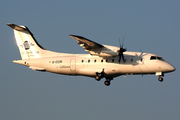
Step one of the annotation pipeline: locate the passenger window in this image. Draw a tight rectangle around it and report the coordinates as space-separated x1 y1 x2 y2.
88 60 90 63
82 60 84 63
106 59 108 62
94 60 96 63
101 59 103 63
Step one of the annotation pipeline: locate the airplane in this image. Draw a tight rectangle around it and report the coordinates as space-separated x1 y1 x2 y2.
7 23 175 86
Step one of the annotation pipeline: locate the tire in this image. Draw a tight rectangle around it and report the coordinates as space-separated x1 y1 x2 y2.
158 77 163 82
104 81 110 86
95 76 101 81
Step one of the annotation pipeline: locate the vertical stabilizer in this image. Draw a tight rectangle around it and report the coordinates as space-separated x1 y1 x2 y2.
7 24 58 59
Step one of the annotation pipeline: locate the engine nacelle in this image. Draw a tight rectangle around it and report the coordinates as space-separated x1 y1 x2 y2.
88 45 120 57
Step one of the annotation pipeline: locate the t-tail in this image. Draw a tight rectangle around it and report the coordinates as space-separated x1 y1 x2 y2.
7 23 59 59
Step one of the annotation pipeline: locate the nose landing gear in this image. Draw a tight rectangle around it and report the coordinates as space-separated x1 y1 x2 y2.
158 76 164 82
156 72 164 82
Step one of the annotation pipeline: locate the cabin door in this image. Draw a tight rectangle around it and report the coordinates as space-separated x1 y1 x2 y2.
70 58 76 71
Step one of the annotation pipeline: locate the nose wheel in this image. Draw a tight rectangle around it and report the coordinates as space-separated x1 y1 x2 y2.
158 76 164 82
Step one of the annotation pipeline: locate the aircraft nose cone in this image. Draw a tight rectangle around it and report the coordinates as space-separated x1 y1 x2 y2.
167 63 176 72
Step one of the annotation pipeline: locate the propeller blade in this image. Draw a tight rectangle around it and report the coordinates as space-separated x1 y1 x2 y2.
118 37 127 63
122 37 124 48
118 53 121 63
122 53 125 63
118 38 121 48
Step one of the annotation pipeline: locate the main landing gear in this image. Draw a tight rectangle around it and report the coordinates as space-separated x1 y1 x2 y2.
104 78 113 86
95 69 104 81
95 69 113 86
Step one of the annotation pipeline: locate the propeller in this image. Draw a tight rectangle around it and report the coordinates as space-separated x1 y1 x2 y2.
118 37 127 63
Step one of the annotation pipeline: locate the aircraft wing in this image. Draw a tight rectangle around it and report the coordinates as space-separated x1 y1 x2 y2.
69 35 104 51
69 35 120 57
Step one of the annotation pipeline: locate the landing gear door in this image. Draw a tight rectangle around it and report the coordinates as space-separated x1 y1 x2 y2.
70 58 76 71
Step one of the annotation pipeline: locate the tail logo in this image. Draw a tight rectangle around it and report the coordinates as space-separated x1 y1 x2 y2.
23 41 34 50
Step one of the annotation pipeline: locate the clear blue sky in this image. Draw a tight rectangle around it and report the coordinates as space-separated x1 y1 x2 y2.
1 0 180 120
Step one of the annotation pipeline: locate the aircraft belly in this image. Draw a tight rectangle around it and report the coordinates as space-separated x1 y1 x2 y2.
46 65 73 75
76 68 99 77
117 65 142 74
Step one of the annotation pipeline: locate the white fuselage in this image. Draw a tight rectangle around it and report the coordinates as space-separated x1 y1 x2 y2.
8 23 175 85
14 51 175 79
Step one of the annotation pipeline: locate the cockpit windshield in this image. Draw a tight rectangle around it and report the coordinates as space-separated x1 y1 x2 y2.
157 57 165 61
150 56 165 61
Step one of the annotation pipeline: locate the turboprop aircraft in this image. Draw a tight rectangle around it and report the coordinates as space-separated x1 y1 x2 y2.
7 23 175 86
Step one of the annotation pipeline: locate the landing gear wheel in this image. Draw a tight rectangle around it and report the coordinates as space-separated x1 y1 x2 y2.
104 81 110 86
95 70 104 81
158 77 164 82
95 76 101 81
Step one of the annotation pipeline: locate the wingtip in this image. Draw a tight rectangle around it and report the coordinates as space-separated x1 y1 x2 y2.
69 34 73 37
7 23 15 29
69 35 88 40
69 34 78 37
69 34 79 39
7 23 11 26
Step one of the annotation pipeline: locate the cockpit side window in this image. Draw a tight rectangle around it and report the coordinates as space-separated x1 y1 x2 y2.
150 56 157 60
157 57 165 61
150 56 165 61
